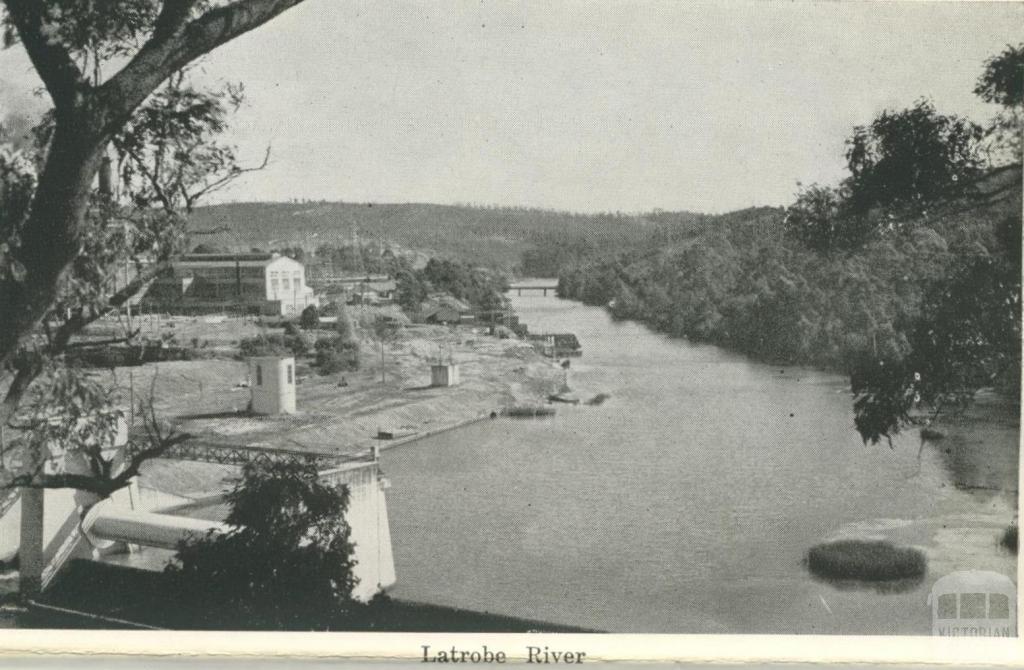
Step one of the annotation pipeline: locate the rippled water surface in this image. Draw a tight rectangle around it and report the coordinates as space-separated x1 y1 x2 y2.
383 291 1018 634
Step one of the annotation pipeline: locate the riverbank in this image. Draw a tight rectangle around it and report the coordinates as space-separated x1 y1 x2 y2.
83 312 573 463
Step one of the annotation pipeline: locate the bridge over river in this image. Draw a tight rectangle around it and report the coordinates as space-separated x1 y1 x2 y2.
507 280 559 296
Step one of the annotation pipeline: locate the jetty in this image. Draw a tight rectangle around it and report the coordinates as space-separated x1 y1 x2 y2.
527 333 582 358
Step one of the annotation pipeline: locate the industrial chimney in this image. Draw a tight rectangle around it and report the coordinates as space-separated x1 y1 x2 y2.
98 155 113 198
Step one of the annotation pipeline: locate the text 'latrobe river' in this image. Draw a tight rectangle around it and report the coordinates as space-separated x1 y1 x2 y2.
422 645 587 663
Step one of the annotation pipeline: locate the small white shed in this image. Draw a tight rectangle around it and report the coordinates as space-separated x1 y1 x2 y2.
250 356 297 415
430 363 460 388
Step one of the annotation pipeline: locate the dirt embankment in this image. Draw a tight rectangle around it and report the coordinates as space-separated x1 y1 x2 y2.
87 311 567 456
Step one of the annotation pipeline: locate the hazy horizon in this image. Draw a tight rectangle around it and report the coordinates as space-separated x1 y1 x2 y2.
191 195 752 218
1 1 1021 214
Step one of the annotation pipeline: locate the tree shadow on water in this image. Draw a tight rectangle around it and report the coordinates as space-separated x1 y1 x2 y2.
806 570 926 595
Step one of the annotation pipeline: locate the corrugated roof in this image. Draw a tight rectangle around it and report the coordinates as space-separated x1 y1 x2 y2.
175 253 302 269
180 253 275 263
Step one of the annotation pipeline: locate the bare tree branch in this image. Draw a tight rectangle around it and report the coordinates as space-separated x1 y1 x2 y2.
99 0 309 129
185 145 272 211
3 369 190 497
50 259 172 352
0 354 42 430
119 144 177 214
62 332 142 351
4 432 191 496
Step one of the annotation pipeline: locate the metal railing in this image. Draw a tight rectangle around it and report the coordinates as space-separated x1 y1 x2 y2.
145 440 374 470
0 488 20 520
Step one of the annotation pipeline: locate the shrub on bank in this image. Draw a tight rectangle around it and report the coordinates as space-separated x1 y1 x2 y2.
300 305 320 330
334 308 355 341
806 539 926 581
238 333 310 358
314 336 360 374
1001 525 1017 554
66 341 214 367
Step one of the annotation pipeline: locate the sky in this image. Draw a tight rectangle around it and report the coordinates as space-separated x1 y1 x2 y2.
1 0 1021 214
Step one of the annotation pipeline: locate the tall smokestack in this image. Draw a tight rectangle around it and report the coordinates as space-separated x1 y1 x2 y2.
98 156 113 198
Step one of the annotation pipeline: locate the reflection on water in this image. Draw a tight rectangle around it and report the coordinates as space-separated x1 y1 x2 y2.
930 426 1019 501
808 572 927 595
383 291 1018 634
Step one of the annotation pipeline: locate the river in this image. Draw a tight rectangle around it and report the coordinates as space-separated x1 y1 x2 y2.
382 287 1018 634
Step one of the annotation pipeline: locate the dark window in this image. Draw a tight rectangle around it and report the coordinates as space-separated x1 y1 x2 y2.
990 593 1010 619
287 364 293 384
256 365 263 386
960 593 986 619
937 593 958 619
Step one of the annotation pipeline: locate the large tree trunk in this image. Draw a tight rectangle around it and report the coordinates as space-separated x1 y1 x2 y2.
0 114 107 369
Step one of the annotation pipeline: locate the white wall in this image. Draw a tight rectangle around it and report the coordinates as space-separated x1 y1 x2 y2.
249 356 297 415
430 364 460 387
265 255 314 315
321 462 396 602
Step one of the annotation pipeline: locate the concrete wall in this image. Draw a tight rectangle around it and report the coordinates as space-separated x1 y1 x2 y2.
321 462 396 602
249 356 297 415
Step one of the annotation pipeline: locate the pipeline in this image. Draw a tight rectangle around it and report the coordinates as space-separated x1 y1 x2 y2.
82 499 232 551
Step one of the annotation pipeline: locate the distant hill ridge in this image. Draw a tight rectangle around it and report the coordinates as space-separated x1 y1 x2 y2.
188 200 709 271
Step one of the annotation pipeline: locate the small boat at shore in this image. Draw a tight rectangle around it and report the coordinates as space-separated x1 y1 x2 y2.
377 428 418 440
504 405 557 418
547 393 580 405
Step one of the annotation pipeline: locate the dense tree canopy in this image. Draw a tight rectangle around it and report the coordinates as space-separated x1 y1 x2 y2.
975 43 1024 166
420 258 509 312
975 43 1024 108
843 99 984 216
783 184 851 253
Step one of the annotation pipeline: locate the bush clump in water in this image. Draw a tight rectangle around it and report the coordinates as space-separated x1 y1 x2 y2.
1001 525 1017 554
806 540 926 582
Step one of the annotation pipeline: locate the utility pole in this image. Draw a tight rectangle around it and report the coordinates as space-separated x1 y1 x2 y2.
19 487 44 596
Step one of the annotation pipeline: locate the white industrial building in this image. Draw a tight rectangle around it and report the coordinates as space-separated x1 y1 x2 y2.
142 253 319 316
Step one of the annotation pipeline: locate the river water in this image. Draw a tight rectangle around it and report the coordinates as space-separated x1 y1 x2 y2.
383 290 1018 634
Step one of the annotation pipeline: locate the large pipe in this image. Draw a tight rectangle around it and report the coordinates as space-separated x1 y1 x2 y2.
82 500 232 551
